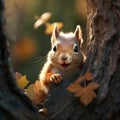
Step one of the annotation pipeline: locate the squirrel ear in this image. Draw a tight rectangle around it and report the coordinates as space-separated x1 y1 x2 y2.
51 25 59 45
74 25 83 47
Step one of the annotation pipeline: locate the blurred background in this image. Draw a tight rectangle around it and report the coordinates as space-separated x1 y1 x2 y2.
4 0 87 83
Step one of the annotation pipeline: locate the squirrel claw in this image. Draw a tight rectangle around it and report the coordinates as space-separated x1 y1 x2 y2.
50 74 62 83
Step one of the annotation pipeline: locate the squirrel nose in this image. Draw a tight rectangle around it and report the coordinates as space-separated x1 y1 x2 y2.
61 55 68 61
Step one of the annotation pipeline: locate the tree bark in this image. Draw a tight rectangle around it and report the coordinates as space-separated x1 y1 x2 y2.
43 0 120 120
0 1 45 120
86 0 120 119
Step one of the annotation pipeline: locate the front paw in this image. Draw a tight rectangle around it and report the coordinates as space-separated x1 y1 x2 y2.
50 74 62 83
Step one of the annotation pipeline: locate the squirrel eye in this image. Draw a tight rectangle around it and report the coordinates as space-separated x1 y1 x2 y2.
73 44 79 53
53 45 57 52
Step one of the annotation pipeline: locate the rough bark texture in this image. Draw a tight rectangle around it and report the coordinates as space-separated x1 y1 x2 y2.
86 0 120 119
43 0 120 120
0 1 45 120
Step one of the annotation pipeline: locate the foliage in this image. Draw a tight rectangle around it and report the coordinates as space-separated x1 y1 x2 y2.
16 71 99 106
16 72 29 90
67 71 99 105
15 72 45 104
34 12 63 34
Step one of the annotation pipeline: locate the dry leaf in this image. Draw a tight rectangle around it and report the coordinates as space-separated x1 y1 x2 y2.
67 71 99 105
34 19 45 29
67 82 83 93
34 12 52 29
74 71 93 84
67 82 99 105
16 73 29 90
84 71 93 81
45 22 63 34
40 12 52 22
79 82 99 105
74 76 85 84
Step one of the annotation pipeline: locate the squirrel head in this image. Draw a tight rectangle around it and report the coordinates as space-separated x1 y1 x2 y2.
49 25 84 70
51 25 83 47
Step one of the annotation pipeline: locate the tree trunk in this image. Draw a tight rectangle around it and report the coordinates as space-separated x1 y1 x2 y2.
43 0 120 120
0 1 45 120
86 0 120 119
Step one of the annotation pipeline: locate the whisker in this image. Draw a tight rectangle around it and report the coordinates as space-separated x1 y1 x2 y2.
35 57 46 61
34 59 46 63
33 55 47 63
35 55 47 60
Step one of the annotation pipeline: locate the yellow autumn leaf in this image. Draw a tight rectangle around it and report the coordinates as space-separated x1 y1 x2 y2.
45 22 63 34
17 75 29 89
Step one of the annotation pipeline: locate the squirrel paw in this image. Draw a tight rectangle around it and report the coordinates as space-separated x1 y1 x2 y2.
50 74 62 83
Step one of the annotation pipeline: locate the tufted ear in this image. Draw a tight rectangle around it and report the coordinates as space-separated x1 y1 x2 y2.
74 25 83 47
51 25 59 46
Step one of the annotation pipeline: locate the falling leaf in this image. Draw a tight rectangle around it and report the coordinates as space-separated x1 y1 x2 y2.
33 12 63 34
67 71 99 105
41 12 52 22
45 22 63 34
16 73 29 90
34 19 45 29
34 12 52 29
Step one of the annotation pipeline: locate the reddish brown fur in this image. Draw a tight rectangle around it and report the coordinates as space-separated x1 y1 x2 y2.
33 25 85 104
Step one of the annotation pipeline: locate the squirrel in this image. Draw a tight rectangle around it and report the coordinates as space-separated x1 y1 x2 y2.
34 25 86 104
